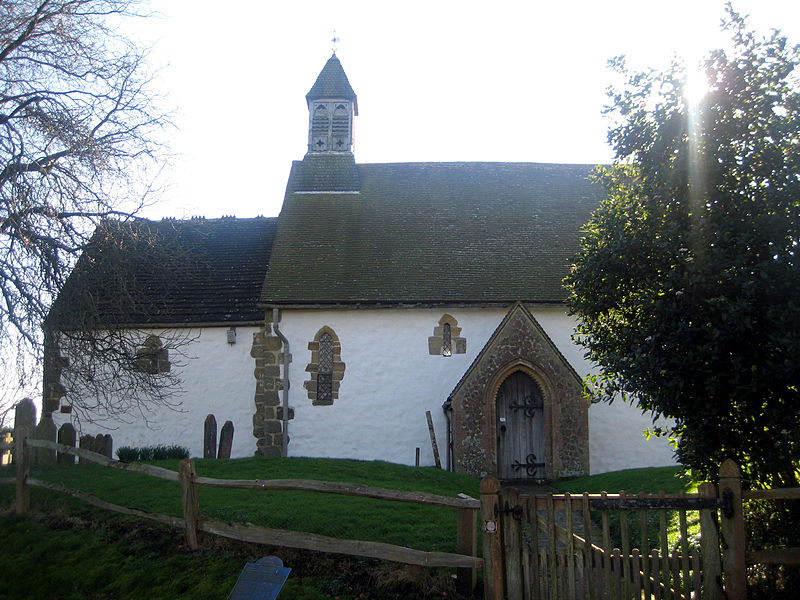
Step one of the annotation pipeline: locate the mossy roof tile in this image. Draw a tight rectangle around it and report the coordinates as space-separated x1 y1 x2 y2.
51 217 278 327
261 161 603 305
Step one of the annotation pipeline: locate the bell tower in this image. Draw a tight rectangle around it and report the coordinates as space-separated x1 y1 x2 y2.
306 54 358 154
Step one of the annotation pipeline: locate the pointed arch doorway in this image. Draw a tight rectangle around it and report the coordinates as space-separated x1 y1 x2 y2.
496 371 546 481
445 303 589 480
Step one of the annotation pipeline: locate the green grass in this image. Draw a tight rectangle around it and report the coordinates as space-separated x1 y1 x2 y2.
0 513 243 600
1 459 697 599
552 465 691 495
13 456 480 553
1 456 482 599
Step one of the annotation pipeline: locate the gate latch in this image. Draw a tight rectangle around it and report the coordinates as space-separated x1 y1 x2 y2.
495 501 523 521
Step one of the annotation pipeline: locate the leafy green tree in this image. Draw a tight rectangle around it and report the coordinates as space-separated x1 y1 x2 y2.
565 7 800 489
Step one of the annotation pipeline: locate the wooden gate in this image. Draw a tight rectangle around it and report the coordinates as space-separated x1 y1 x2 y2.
496 371 546 481
480 476 728 600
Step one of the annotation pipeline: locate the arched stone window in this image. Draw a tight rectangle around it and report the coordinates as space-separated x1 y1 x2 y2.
135 335 170 374
442 323 452 357
305 327 345 405
428 314 466 356
317 333 334 403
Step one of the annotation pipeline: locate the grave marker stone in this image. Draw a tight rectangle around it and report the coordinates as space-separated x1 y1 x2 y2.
218 420 234 459
15 398 36 434
57 423 76 465
95 433 105 457
79 435 94 464
103 434 113 458
34 415 57 465
204 414 217 459
228 556 290 600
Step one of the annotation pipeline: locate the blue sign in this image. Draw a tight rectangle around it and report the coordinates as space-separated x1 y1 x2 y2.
228 556 291 600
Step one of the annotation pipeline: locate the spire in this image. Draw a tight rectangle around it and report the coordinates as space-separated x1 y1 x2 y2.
306 55 358 154
306 54 358 114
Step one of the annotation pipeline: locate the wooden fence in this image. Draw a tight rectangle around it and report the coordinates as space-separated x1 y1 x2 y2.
2 431 481 595
480 460 800 600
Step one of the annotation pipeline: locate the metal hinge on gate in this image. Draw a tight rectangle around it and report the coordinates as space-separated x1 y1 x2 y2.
495 501 523 521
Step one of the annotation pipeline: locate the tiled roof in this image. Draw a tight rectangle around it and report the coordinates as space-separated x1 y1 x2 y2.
306 54 358 113
261 161 603 305
50 217 277 327
290 153 361 192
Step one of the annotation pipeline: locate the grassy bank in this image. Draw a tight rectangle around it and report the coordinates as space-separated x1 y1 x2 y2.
8 456 481 552
0 458 688 599
0 456 482 600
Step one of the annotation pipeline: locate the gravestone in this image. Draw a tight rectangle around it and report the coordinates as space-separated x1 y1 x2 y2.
95 433 105 457
33 415 57 465
228 556 290 600
57 423 76 465
14 398 36 435
79 434 94 464
218 420 234 459
103 434 113 458
13 398 37 467
204 414 217 459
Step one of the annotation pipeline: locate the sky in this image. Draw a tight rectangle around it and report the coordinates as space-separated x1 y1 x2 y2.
130 1 800 221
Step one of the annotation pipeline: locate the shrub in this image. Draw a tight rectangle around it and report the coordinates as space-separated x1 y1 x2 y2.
116 446 138 462
116 444 190 462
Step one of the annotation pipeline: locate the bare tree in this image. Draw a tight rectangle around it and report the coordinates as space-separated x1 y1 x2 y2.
0 1 180 425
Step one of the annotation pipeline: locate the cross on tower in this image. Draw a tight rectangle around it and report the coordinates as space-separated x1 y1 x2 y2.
331 30 340 55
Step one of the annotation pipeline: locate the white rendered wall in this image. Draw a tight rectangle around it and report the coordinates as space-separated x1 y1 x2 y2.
279 307 676 473
531 308 676 474
53 326 260 459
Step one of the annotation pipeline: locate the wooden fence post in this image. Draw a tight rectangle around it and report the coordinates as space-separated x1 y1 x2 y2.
719 459 746 600
456 499 478 596
481 476 504 600
14 429 30 515
179 458 200 550
13 399 35 514
699 481 723 600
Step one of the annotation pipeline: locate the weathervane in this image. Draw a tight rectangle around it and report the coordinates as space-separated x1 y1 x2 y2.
331 30 340 55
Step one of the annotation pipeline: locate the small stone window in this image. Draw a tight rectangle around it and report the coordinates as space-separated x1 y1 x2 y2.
429 314 466 356
135 335 170 374
305 327 345 405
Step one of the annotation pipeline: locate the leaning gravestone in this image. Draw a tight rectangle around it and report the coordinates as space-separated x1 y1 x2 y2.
218 420 234 459
204 414 217 459
57 423 77 465
228 556 291 600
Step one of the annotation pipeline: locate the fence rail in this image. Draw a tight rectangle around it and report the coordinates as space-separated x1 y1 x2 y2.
6 433 481 594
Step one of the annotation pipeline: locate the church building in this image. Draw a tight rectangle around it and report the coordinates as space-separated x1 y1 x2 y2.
45 55 676 480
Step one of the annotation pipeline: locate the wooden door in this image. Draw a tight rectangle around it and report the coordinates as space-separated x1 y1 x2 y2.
496 371 546 480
